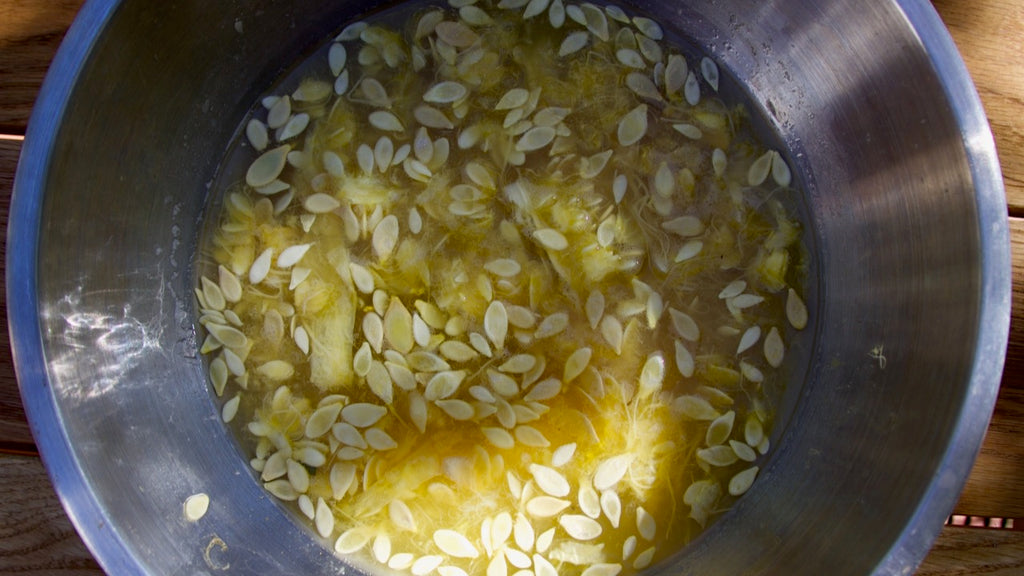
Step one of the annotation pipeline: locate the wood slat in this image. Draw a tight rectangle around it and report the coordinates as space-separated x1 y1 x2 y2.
932 0 1024 215
952 217 1024 519
0 0 83 134
918 526 1024 575
0 140 31 450
0 455 102 575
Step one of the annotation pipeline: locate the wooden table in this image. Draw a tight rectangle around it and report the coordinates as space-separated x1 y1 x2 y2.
0 1 1022 573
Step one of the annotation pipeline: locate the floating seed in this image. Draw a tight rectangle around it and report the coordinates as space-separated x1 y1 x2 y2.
246 145 291 188
617 104 648 146
342 403 387 427
434 529 479 558
516 425 551 448
786 288 808 329
600 490 622 528
700 57 720 91
729 466 760 496
748 151 773 186
558 31 589 57
559 514 603 541
764 327 785 367
424 81 468 104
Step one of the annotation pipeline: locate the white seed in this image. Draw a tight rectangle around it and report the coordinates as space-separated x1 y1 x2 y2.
599 315 624 354
675 240 703 262
731 293 765 309
373 533 392 564
527 496 571 518
369 110 404 133
408 351 452 372
434 529 479 558
277 113 310 141
424 370 468 400
267 96 291 129
306 403 343 439
671 123 703 141
373 214 400 261
485 258 521 277
706 411 736 446
389 554 416 571
183 493 210 522
730 439 758 463
328 43 347 76
665 54 688 95
600 490 622 528
287 458 310 493
424 81 468 104
485 301 509 348
357 143 375 174
363 312 384 353
533 228 568 250
772 151 793 187
632 15 663 39
764 327 785 367
583 564 623 576
578 482 601 519
700 56 720 91
436 21 479 47
315 497 335 537
740 360 764 384
558 31 589 57
460 5 494 25
636 506 656 541
335 527 372 554
513 513 536 552
523 378 561 403
786 288 808 329
684 70 701 105
737 325 762 355
616 48 646 69
334 69 350 95
438 566 469 576
633 547 655 570
412 556 445 576
594 454 633 491
499 354 536 374
366 361 394 404
669 308 700 341
549 0 565 27
617 104 648 146
276 244 311 269
487 554 507 576
436 399 476 421
504 548 531 569
559 514 602 541
662 215 704 236
563 347 592 383
333 422 367 449
514 425 550 448
585 290 605 330
711 148 728 176
496 88 530 110
552 443 576 467
533 313 568 339
729 466 760 496
581 3 609 40
342 403 387 427
697 445 739 467
533 554 557 576
366 427 398 451
349 263 375 294
246 145 291 188
246 119 269 151
626 72 662 102
748 151 774 186
469 332 493 357
304 193 341 214
530 463 570 497
488 370 519 397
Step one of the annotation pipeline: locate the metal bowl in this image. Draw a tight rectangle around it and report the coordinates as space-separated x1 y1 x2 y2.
9 0 1010 574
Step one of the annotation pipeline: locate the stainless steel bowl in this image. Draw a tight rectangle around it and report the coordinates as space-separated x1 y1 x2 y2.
9 0 1010 574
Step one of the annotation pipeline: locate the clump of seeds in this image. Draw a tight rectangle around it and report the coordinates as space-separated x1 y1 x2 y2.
196 1 809 575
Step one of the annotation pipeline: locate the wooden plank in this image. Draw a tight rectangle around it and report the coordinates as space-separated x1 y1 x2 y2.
0 139 32 451
918 526 1024 575
0 455 103 575
951 217 1024 519
0 0 84 134
933 0 1024 215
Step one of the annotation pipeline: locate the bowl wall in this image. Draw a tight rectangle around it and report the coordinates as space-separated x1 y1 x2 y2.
9 0 1009 574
